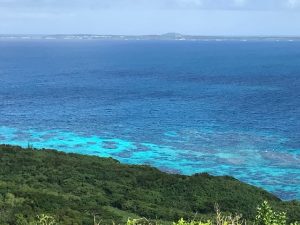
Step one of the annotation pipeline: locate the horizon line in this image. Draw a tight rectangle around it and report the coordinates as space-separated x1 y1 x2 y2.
1 33 300 38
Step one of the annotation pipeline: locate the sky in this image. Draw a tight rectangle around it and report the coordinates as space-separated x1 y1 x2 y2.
0 0 300 36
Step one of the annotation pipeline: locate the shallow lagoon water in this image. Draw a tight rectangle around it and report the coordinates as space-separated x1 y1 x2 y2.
0 40 299 200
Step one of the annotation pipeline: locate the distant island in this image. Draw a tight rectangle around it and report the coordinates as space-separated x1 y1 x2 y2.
1 33 300 41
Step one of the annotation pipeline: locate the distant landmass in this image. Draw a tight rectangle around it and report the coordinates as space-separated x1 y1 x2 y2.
1 33 300 41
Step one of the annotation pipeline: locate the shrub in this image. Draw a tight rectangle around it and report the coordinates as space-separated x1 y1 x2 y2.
126 218 156 225
172 218 212 225
255 201 287 225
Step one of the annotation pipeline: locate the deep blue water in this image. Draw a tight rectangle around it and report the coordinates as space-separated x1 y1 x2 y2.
0 40 299 200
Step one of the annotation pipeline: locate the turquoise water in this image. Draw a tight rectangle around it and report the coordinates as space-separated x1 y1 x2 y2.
0 40 299 200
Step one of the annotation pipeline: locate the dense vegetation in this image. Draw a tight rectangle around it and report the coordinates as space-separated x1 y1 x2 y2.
0 145 299 225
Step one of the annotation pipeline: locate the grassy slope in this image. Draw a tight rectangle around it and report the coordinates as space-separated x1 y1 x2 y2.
0 144 299 225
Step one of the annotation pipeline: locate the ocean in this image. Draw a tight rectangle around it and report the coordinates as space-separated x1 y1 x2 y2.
0 40 299 200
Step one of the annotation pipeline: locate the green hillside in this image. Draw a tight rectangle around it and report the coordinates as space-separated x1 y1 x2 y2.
0 144 299 225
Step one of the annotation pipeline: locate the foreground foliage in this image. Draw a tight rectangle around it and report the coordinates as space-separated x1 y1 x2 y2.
14 202 300 225
0 145 299 225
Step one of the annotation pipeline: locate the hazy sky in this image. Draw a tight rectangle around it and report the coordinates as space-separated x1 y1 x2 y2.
1 0 300 35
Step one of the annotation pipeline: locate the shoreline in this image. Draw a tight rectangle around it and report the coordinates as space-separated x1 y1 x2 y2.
1 35 300 42
0 143 298 202
0 121 299 201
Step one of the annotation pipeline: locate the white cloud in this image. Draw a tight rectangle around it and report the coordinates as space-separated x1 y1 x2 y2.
287 0 300 8
234 0 247 6
1 0 300 35
0 0 300 11
179 0 203 7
